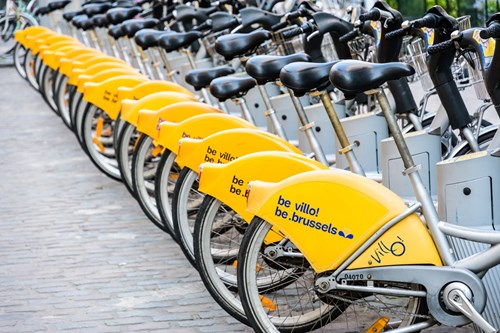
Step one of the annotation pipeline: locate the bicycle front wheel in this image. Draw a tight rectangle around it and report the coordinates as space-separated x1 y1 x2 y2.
0 14 36 63
238 217 428 333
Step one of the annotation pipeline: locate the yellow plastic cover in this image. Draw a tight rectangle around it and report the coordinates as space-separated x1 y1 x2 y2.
198 151 326 223
77 68 139 93
246 170 442 272
14 26 50 46
156 114 256 154
176 128 301 171
65 55 128 81
136 101 220 140
120 92 195 126
83 75 148 119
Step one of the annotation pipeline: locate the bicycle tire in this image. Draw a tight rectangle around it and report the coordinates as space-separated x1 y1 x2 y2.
39 64 59 114
449 125 498 158
80 103 121 180
193 195 249 325
54 73 73 129
74 96 92 149
116 121 138 197
131 134 167 232
154 149 181 240
172 168 204 268
24 49 38 90
13 42 27 79
238 217 428 333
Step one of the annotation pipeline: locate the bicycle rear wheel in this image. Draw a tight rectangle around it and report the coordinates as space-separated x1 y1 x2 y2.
13 42 27 79
194 195 249 325
131 134 166 232
238 217 428 333
172 168 205 267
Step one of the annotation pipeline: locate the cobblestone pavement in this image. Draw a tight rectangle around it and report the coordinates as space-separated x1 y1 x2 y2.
0 65 476 333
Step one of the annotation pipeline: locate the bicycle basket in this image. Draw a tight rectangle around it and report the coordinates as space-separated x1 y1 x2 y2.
272 26 305 56
407 37 433 91
466 51 489 101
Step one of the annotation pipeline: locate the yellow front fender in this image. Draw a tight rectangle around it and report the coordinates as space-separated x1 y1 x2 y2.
246 170 442 273
116 80 194 102
198 151 325 223
41 43 83 70
120 92 196 126
176 128 301 171
58 50 104 78
113 81 197 123
67 56 129 83
14 26 50 46
77 67 139 93
136 101 221 140
49 47 95 71
157 114 255 154
32 34 75 55
23 31 55 50
70 61 133 86
83 75 148 119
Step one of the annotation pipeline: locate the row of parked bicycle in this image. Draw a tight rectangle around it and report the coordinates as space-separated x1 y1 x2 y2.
11 0 500 331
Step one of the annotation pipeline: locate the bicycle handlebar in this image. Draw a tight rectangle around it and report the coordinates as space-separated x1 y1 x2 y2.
427 39 455 55
338 29 359 43
359 8 380 22
385 28 406 40
412 14 439 29
480 22 500 39
271 21 288 31
281 26 302 39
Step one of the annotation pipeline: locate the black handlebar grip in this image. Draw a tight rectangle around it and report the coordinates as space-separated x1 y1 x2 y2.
194 20 212 31
286 10 301 20
282 27 303 39
412 14 439 29
359 8 380 22
339 29 359 43
385 28 406 40
480 23 500 39
427 39 455 55
271 21 288 31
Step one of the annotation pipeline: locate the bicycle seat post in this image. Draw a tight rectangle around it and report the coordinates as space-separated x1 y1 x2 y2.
318 90 365 175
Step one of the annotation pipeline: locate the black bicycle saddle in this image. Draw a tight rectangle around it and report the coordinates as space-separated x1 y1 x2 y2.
210 76 257 101
280 61 339 96
246 53 312 85
215 30 271 61
329 60 415 98
121 18 159 38
48 0 71 12
83 3 112 17
134 29 171 49
92 13 109 28
63 10 83 22
108 24 125 39
157 31 203 52
185 66 235 90
106 6 141 25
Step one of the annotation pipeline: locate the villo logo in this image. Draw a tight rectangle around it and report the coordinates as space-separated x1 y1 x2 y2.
369 236 405 264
